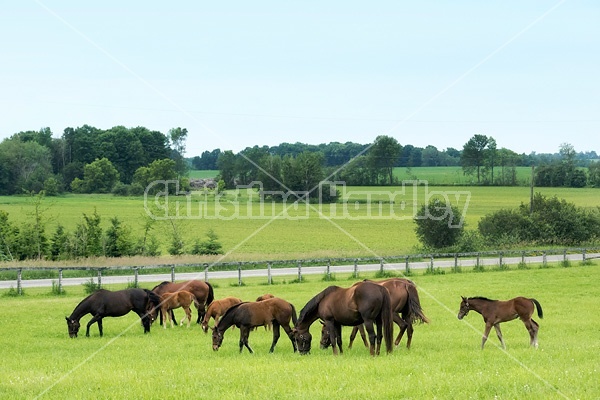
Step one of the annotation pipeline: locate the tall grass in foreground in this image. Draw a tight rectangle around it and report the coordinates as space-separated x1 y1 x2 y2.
0 264 598 399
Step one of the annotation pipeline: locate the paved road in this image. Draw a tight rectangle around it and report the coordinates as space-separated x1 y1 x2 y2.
1 253 597 290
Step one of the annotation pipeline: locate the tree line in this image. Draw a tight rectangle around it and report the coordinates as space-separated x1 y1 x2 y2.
212 134 600 189
0 125 190 196
1 125 599 197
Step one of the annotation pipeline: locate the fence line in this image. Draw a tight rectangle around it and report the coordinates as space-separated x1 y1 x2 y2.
1 247 599 293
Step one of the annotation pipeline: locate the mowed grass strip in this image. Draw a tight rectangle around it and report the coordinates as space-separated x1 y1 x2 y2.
0 264 598 399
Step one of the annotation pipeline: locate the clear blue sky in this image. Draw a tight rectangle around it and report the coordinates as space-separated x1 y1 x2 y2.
1 1 598 157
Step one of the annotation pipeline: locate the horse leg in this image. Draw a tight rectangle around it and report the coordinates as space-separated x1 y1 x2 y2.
393 314 406 347
375 319 383 356
405 323 414 350
181 306 192 328
363 320 376 356
358 324 369 348
86 315 101 337
524 318 539 348
494 324 506 349
282 323 297 352
348 326 358 349
481 323 493 349
335 324 343 355
269 322 281 353
243 327 254 354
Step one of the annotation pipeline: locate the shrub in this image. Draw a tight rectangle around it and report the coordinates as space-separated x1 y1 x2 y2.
414 198 465 249
479 193 600 246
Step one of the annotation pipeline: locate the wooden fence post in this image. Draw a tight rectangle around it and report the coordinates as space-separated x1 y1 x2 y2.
97 269 102 288
170 265 175 282
354 259 358 278
58 268 63 294
582 248 587 262
267 262 272 285
543 251 547 267
379 258 384 274
499 252 503 268
454 254 458 272
133 267 139 288
238 263 242 286
326 260 331 280
17 268 22 295
297 261 302 282
429 255 434 272
405 256 410 274
204 264 209 282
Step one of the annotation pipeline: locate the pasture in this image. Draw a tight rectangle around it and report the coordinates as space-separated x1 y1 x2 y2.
1 185 598 264
1 264 598 399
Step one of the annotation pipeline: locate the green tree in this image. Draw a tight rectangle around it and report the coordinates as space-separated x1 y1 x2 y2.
414 198 465 249
168 127 188 178
461 134 493 183
588 161 600 187
78 158 120 193
49 224 69 261
0 210 16 261
104 217 133 257
367 135 401 185
0 138 53 194
217 150 238 189
133 158 178 194
99 127 145 184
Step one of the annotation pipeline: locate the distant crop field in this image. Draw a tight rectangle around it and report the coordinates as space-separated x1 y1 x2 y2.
0 264 598 399
188 170 218 179
392 166 534 185
0 186 598 263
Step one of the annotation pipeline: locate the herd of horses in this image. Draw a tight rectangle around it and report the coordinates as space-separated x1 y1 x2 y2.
65 277 544 354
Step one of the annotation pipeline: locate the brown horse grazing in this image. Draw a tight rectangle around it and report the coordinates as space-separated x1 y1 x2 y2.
293 281 394 356
211 298 297 354
154 291 200 328
457 296 544 349
151 280 214 324
321 278 429 350
201 296 243 333
256 293 275 301
66 289 161 338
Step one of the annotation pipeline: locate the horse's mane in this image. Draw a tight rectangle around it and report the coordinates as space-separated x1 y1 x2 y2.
218 302 247 329
469 296 496 302
297 286 340 324
151 281 170 291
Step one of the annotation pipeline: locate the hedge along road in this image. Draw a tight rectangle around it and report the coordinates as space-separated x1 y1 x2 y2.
1 252 598 290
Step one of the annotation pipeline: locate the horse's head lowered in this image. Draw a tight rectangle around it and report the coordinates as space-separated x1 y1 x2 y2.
65 317 80 338
292 328 312 355
319 321 331 349
457 296 470 320
211 327 224 351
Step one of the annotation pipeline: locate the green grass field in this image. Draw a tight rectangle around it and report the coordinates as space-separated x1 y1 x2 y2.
1 185 598 265
187 167 536 186
1 263 598 399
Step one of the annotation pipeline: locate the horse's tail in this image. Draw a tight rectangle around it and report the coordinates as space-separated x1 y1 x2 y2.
406 283 430 325
379 285 394 354
205 281 215 308
531 298 544 319
191 293 202 310
290 302 298 326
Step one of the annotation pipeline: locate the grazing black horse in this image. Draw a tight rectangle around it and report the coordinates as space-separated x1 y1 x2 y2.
66 288 161 338
293 281 394 356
